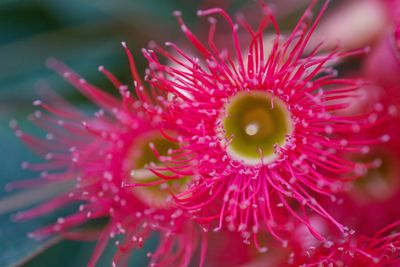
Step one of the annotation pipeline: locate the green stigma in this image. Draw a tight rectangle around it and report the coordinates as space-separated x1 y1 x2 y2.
134 133 179 169
222 91 292 165
125 131 188 208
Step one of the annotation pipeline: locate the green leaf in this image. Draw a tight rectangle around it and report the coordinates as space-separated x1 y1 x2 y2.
0 110 58 266
17 235 158 267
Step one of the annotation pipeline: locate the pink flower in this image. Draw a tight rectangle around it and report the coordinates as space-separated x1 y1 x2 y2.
203 219 400 266
364 21 400 87
309 0 389 51
138 1 391 247
10 59 206 267
320 78 400 238
288 221 400 266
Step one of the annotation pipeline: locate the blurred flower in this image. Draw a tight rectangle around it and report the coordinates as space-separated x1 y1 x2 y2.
9 59 205 267
364 20 400 87
138 0 391 248
288 220 400 266
309 0 389 51
238 220 400 266
309 0 400 86
322 71 400 239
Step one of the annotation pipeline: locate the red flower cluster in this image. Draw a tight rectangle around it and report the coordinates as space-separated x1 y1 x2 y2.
10 0 400 266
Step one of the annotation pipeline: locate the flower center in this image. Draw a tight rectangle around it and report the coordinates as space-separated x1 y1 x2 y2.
125 131 188 208
222 91 292 165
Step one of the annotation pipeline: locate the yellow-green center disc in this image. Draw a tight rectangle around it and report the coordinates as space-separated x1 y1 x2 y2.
125 131 188 208
222 91 292 165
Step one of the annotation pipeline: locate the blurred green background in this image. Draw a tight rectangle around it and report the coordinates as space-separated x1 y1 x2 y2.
0 0 312 266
